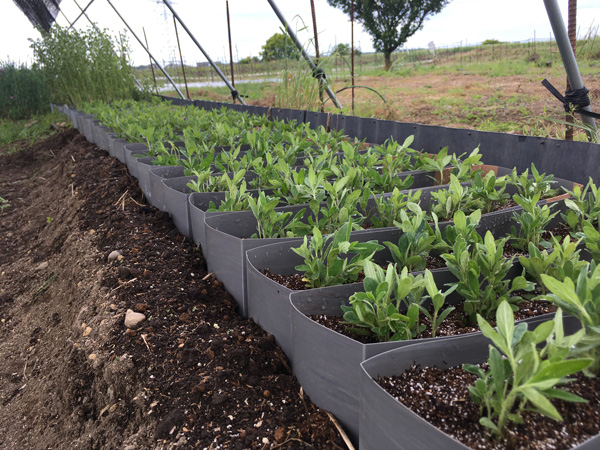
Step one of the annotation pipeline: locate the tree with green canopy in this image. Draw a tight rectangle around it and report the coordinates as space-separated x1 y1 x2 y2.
260 32 300 61
327 0 451 70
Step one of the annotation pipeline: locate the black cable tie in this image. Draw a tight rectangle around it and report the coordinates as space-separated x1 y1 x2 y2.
231 89 239 100
542 79 600 119
312 68 326 80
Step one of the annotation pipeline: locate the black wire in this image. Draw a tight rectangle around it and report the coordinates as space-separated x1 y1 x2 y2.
542 79 600 119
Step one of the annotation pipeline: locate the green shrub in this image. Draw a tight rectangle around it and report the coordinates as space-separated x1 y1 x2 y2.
30 25 137 106
0 61 49 120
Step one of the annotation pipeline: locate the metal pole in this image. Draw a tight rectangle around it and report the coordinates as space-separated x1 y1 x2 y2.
143 27 159 95
72 0 99 31
68 0 95 29
543 0 597 137
162 0 245 105
565 0 577 140
267 0 342 109
58 7 73 27
309 0 324 112
351 0 355 115
226 1 235 92
105 0 185 99
173 16 191 99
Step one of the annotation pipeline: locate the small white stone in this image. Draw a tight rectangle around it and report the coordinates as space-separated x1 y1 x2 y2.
124 309 145 328
36 261 49 271
108 250 122 261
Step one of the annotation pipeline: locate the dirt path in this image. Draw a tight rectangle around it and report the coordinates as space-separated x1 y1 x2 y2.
0 130 344 449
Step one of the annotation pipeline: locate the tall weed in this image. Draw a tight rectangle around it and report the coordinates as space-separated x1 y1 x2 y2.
30 26 136 106
0 61 49 120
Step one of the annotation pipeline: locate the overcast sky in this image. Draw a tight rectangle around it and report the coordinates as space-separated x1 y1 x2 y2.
2 0 599 67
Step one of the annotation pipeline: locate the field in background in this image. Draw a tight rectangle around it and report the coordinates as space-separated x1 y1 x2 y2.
147 37 600 141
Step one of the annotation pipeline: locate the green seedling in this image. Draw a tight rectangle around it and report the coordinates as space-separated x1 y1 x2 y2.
464 301 591 438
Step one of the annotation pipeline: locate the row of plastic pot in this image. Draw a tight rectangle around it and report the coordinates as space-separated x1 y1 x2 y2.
56 104 597 449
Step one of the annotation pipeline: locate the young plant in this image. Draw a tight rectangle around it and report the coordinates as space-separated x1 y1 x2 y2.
519 236 586 294
341 262 426 342
541 262 600 373
292 222 383 289
508 194 558 251
429 209 483 255
206 176 252 213
463 301 591 438
581 220 600 262
417 270 456 338
302 175 368 235
416 146 453 183
450 147 484 181
561 178 600 232
442 231 534 323
469 171 510 213
429 174 483 222
508 164 558 200
247 191 306 239
369 189 421 229
384 202 436 272
0 196 9 212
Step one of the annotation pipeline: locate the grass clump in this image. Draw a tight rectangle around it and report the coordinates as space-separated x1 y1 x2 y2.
0 111 67 153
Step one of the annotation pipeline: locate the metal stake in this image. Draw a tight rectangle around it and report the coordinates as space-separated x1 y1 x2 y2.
143 27 159 95
58 7 73 27
226 0 235 92
105 0 185 99
162 0 245 105
173 16 191 99
72 0 99 31
309 0 324 112
267 0 342 109
543 0 597 138
565 0 577 140
351 0 355 115
68 0 95 29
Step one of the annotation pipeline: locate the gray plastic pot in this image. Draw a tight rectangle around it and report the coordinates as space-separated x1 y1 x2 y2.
188 184 271 250
105 133 120 157
123 143 149 179
97 125 112 152
67 107 79 129
288 270 460 444
91 122 106 149
203 207 311 317
188 191 232 249
162 175 197 239
358 316 593 450
89 119 103 145
244 228 404 358
111 138 128 163
149 166 187 211
136 157 160 201
80 114 95 142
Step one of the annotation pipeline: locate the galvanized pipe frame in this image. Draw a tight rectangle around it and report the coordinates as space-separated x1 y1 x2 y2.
105 0 186 99
162 0 245 105
68 0 95 29
543 0 598 139
266 0 342 110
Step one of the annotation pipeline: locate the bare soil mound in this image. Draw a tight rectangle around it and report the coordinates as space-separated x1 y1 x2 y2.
0 130 345 449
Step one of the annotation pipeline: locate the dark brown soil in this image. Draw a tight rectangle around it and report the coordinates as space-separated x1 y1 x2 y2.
0 130 346 449
378 365 600 449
